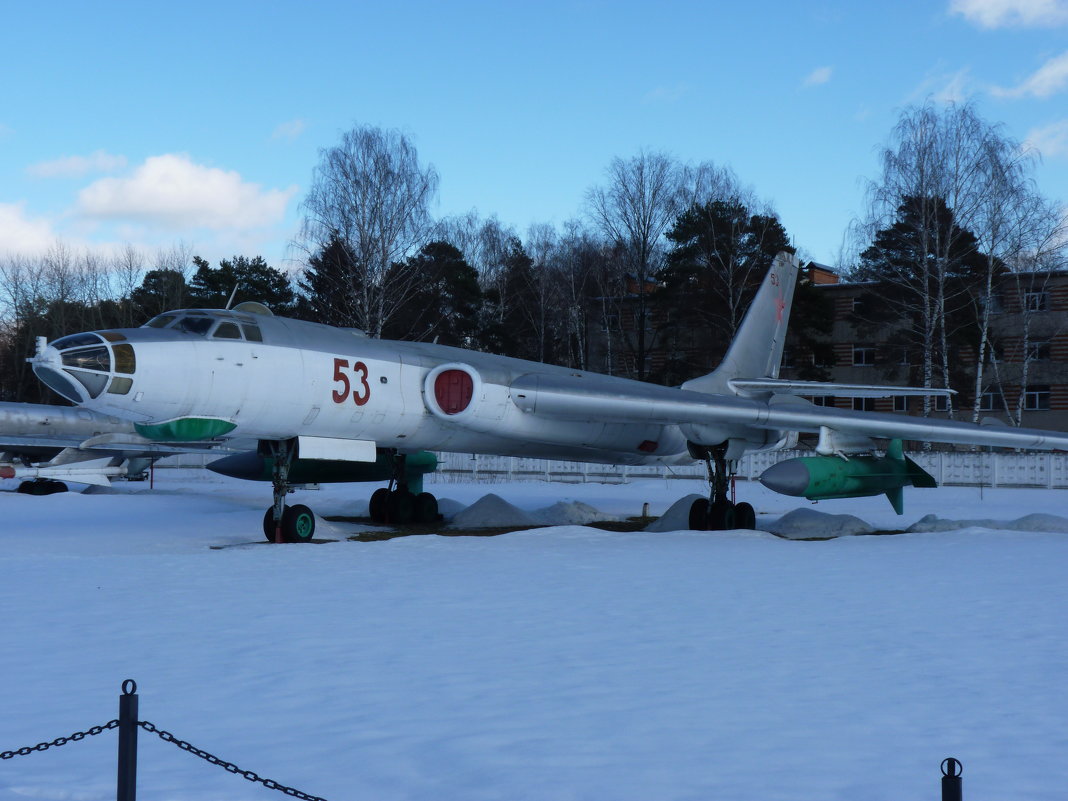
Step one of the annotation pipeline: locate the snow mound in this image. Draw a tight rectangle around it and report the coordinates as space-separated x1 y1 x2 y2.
908 512 1068 533
534 500 615 526
435 496 467 521
645 494 706 532
449 493 539 528
767 507 873 539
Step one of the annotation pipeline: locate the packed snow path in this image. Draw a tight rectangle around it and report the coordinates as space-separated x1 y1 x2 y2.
2 470 1066 800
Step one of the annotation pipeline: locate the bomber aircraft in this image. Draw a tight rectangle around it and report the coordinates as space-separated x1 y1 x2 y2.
29 251 1068 541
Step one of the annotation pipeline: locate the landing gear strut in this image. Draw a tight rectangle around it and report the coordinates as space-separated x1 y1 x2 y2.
688 444 756 532
261 439 316 543
368 452 440 526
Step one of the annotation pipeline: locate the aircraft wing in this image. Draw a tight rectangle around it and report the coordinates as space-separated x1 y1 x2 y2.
510 373 1068 451
727 378 955 398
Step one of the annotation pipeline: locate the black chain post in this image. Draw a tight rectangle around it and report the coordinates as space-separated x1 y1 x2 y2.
942 757 963 801
117 680 138 801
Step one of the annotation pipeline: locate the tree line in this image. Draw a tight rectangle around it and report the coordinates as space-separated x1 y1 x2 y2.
1 102 1064 418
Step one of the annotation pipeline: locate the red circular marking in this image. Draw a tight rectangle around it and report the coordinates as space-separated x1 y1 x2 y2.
434 369 473 414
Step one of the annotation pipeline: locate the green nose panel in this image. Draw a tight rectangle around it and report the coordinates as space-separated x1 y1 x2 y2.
135 417 237 441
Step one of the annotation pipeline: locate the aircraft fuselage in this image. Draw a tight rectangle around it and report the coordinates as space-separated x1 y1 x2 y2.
32 308 696 466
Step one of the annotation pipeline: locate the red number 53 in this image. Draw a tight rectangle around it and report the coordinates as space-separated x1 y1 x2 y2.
331 358 371 406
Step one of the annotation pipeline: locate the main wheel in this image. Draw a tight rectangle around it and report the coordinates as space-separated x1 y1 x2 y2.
369 488 390 523
688 498 709 531
263 506 286 542
707 500 735 531
386 489 415 525
414 492 438 524
282 504 316 543
734 502 756 530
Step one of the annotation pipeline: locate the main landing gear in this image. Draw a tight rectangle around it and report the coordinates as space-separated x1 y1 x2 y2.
687 444 756 532
262 439 316 544
368 453 440 525
258 444 443 541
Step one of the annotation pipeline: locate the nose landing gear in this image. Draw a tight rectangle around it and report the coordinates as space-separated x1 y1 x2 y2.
262 439 316 543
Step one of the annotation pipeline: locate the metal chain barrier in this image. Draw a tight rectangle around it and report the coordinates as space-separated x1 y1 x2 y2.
138 720 328 801
1 719 119 760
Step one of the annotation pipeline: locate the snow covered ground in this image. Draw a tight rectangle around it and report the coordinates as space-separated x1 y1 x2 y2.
2 469 1066 801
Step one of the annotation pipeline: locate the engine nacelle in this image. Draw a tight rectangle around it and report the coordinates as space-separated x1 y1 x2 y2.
422 363 511 434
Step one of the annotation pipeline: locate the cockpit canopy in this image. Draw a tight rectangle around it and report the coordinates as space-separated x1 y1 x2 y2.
143 310 264 342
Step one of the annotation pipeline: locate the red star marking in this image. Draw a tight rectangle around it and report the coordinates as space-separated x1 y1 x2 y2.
775 295 786 322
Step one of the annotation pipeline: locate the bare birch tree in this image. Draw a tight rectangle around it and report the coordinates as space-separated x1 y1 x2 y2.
856 104 1004 418
297 125 439 337
586 150 682 380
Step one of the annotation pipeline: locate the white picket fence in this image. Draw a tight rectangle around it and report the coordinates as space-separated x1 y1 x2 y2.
160 449 1068 489
431 450 1068 490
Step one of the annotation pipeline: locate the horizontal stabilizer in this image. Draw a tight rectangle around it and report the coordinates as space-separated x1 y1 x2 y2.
905 455 938 488
728 379 956 399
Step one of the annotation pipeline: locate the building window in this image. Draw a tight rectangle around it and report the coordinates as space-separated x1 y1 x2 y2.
852 346 875 366
853 397 875 411
1024 386 1051 411
811 396 835 407
979 390 998 411
897 348 910 366
934 395 949 412
780 347 794 368
1025 291 1049 312
1026 340 1051 361
893 396 909 412
813 346 836 368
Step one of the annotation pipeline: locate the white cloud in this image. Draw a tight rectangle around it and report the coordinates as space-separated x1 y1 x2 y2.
77 154 298 231
0 203 58 256
803 66 833 87
271 119 307 142
933 68 973 102
1024 119 1068 156
992 50 1068 97
642 84 688 103
950 0 1068 27
27 150 128 179
908 67 976 104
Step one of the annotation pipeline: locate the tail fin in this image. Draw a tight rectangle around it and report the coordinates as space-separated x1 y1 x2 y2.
681 251 800 395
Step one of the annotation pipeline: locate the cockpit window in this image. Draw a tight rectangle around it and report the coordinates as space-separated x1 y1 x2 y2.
213 322 242 339
52 333 104 351
145 314 177 329
173 316 213 335
67 370 108 398
61 347 111 372
108 376 133 395
242 324 263 342
113 344 136 374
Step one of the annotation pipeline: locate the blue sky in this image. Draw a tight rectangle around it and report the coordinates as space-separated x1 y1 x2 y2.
1 0 1066 273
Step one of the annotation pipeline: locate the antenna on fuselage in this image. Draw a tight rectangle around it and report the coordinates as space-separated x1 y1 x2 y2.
224 284 241 310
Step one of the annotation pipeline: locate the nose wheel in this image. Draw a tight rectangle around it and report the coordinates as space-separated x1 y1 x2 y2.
261 439 317 543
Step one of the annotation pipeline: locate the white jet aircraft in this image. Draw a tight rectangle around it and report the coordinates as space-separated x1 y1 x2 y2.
29 252 1068 541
